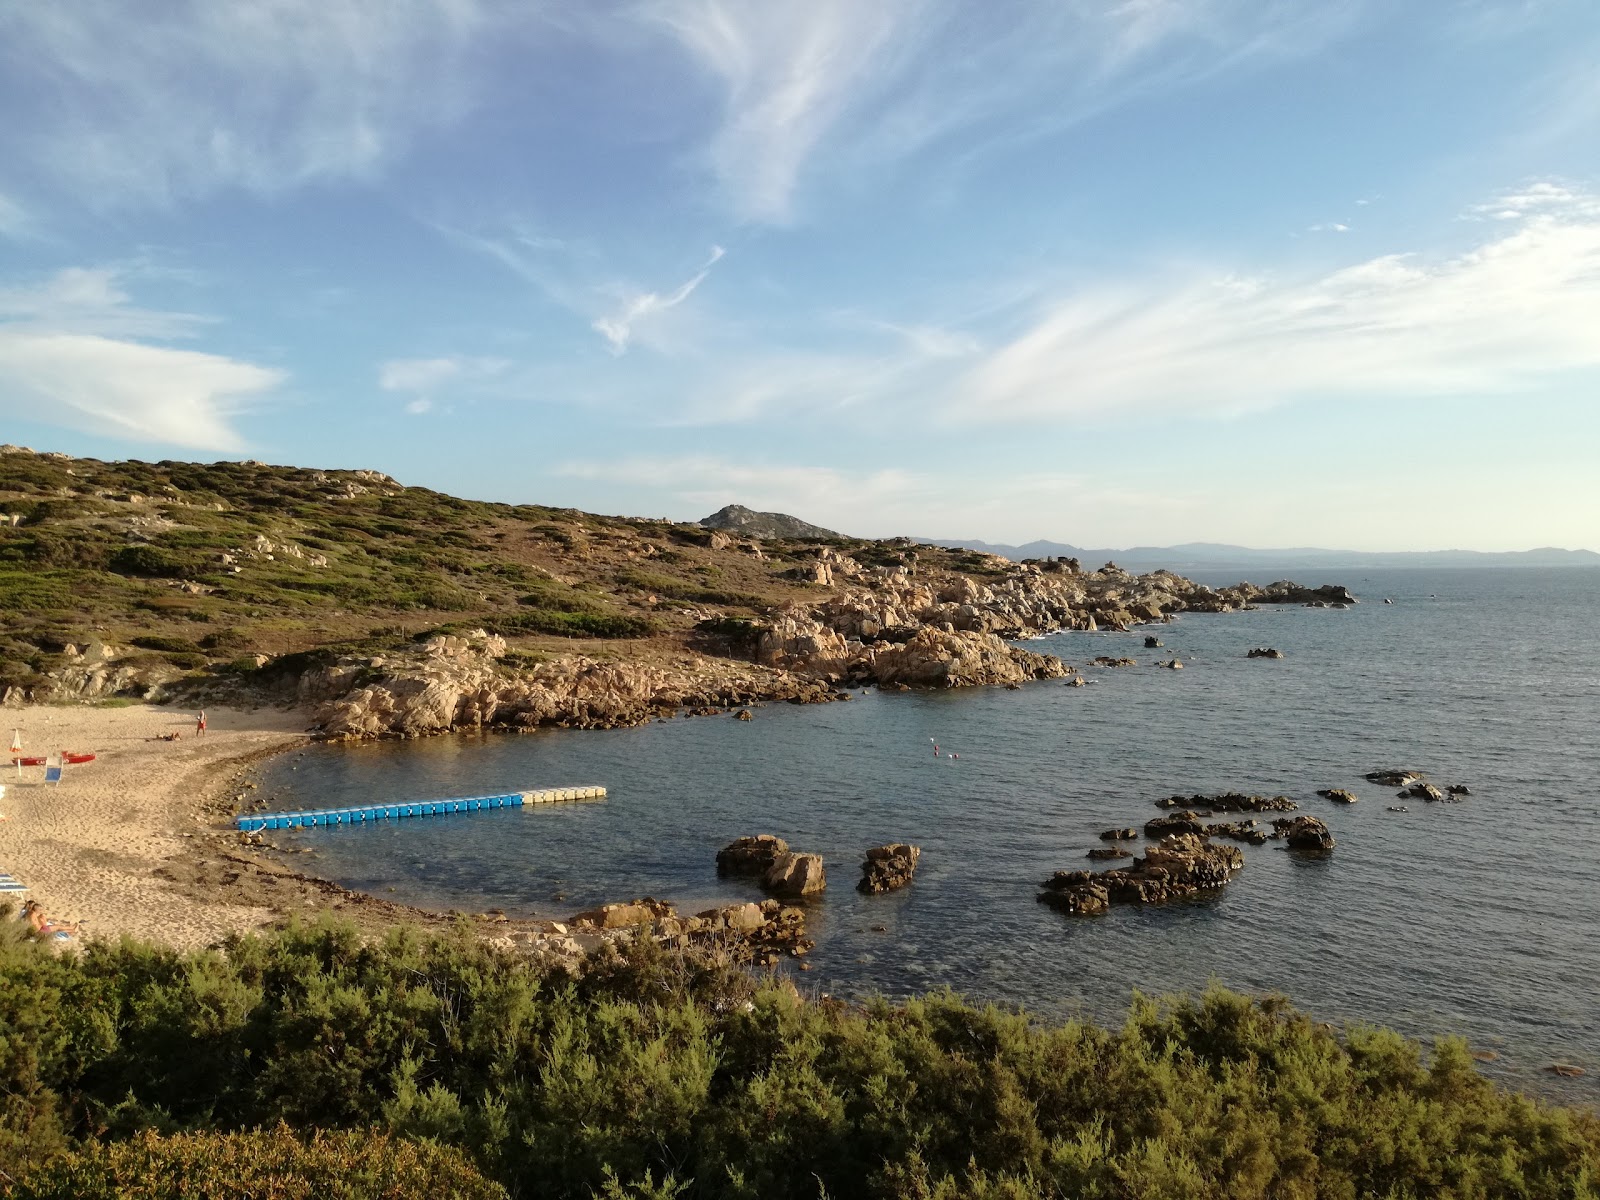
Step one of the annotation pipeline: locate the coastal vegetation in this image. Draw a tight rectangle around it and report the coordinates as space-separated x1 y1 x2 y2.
2 915 1596 1199
0 449 941 700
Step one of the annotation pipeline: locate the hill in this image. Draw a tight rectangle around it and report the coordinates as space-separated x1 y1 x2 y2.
0 447 1344 735
700 503 839 539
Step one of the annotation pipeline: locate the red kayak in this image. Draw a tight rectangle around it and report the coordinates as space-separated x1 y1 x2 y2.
9 752 96 767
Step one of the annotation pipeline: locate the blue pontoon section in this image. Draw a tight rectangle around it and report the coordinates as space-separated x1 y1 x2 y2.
235 785 606 832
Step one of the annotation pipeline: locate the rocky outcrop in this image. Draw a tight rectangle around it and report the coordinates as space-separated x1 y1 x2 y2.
1366 769 1424 788
1144 636 1163 648
858 844 920 894
1087 846 1130 860
717 835 789 876
556 896 814 967
1039 833 1244 915
1273 815 1335 851
1403 781 1446 802
1099 827 1138 841
1156 792 1298 813
311 632 840 739
1247 648 1285 659
1204 820 1269 845
1093 657 1137 668
1447 784 1471 796
1145 810 1206 838
1317 788 1359 804
763 852 826 898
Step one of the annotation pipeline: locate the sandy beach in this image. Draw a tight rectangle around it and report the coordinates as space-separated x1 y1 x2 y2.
0 704 311 949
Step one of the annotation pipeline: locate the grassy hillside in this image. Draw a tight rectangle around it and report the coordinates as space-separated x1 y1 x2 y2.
0 449 966 699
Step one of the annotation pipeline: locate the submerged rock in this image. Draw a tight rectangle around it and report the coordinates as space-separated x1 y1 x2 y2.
1144 636 1164 648
1247 647 1285 659
858 843 920 894
1204 819 1269 845
1402 781 1446 803
1145 810 1206 838
1099 827 1139 841
1087 846 1131 860
1317 788 1359 804
1093 656 1137 668
1447 783 1472 796
1366 769 1425 788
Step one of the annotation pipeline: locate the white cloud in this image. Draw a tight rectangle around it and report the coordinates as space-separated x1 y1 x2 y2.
0 266 280 450
377 354 508 409
1308 222 1350 233
958 183 1600 421
644 0 1359 222
0 0 500 204
591 246 725 355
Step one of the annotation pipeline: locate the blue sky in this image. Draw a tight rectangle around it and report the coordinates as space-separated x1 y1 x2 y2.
1 0 1597 551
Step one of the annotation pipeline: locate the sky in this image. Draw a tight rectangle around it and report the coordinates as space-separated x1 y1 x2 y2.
1 0 1597 552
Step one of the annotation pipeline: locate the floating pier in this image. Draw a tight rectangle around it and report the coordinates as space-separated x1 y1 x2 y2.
235 786 607 832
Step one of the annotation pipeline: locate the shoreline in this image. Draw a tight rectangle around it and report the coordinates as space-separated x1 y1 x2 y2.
0 702 483 949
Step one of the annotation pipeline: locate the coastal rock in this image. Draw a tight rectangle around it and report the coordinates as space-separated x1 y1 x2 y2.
1087 846 1131 860
572 897 676 930
1247 647 1285 659
1366 769 1425 788
1099 827 1139 841
1064 676 1087 687
1158 792 1297 814
1317 788 1359 804
1093 657 1137 668
1273 815 1335 851
763 851 826 898
1039 833 1244 915
1144 636 1164 648
1447 783 1471 796
858 843 920 894
1155 658 1184 669
1204 819 1269 845
1402 782 1446 803
717 835 789 876
1145 810 1206 838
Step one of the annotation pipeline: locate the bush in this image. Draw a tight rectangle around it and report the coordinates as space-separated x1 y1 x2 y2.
13 1126 507 1199
485 610 656 639
0 920 1596 1199
109 546 202 579
130 635 204 654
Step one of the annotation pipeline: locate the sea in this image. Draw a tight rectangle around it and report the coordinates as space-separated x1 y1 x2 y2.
254 568 1600 1102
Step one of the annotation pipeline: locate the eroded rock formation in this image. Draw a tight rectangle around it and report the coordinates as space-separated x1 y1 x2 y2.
858 843 920 894
1039 833 1244 915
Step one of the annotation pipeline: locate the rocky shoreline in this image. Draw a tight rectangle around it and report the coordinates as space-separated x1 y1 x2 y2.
269 563 1354 741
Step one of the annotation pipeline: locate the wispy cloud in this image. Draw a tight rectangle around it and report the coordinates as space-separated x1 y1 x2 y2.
956 182 1600 421
0 0 500 205
0 192 30 238
0 266 279 449
378 354 509 412
643 0 1361 222
591 245 724 354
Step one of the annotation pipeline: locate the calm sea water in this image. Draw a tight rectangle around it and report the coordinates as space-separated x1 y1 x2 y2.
256 568 1600 1101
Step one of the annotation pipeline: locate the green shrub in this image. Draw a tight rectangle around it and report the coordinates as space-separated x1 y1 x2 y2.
130 635 204 654
0 919 1597 1200
486 610 656 639
13 1126 507 1199
109 545 202 579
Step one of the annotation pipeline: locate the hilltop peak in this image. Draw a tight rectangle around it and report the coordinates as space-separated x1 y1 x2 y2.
700 504 839 540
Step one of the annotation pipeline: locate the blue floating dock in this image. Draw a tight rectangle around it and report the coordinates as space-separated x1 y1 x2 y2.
236 785 607 832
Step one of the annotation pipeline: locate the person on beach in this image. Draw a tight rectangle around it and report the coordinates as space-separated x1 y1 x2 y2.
196 710 207 736
21 900 78 939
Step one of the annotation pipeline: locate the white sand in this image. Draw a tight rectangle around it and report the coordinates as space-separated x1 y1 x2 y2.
0 704 307 949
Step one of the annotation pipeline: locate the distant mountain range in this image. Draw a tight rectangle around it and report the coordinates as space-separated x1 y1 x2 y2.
913 538 1600 571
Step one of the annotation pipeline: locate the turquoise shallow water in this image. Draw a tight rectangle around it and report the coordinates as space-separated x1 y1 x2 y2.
256 568 1600 1101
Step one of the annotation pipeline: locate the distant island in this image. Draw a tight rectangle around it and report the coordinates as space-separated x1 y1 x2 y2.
912 537 1600 571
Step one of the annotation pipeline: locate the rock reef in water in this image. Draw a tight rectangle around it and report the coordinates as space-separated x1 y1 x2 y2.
1039 833 1245 915
1156 792 1298 813
1317 788 1359 804
858 844 920 894
716 835 789 876
1273 815 1336 851
763 852 827 898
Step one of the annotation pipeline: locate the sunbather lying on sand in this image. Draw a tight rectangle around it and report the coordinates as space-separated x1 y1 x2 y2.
22 899 80 939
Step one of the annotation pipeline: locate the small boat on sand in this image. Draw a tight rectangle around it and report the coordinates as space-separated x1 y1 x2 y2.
10 752 96 767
